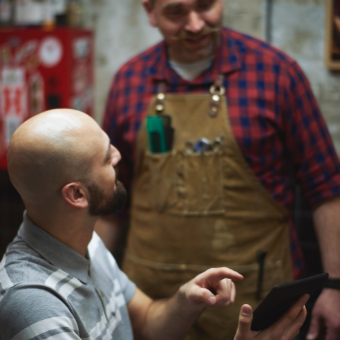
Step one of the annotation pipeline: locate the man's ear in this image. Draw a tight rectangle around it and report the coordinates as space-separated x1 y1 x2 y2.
61 182 89 209
141 0 158 27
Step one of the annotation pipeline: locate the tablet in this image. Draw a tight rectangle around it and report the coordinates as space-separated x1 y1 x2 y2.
251 272 328 331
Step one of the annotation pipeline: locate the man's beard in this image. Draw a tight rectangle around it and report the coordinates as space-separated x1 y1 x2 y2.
87 180 127 216
169 26 221 62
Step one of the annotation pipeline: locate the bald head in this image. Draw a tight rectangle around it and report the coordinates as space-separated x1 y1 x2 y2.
8 109 104 207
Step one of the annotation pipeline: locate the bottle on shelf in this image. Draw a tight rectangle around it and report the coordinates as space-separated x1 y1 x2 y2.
0 0 14 27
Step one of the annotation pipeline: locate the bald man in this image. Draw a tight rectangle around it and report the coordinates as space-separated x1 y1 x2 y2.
0 109 307 340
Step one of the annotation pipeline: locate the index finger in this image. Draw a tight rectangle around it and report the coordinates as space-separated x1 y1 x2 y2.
197 267 244 283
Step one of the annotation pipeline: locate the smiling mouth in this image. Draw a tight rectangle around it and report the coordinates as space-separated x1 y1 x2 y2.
182 35 210 47
182 34 210 47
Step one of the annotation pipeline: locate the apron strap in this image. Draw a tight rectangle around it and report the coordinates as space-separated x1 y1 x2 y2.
214 74 224 89
209 74 225 118
155 81 167 115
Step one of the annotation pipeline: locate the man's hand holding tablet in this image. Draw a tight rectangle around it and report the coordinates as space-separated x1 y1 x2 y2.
234 294 309 340
232 273 328 339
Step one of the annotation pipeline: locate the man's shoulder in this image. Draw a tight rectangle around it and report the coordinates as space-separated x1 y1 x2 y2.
115 40 164 75
0 237 61 293
0 283 72 311
0 284 81 340
225 27 297 68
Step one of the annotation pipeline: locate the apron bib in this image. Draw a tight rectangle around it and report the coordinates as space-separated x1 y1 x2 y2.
123 79 292 340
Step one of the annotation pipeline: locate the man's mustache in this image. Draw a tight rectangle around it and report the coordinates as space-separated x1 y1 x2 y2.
170 27 219 41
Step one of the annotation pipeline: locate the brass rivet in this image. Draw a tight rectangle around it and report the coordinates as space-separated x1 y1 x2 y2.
156 104 164 111
209 110 218 117
212 94 220 102
157 93 165 100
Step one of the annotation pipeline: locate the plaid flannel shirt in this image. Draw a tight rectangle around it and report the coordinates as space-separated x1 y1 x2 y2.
103 27 340 278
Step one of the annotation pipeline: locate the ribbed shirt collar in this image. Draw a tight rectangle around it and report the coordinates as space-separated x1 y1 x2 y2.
18 211 90 284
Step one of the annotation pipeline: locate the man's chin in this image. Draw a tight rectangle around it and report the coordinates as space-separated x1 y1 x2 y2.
182 48 214 62
180 40 217 62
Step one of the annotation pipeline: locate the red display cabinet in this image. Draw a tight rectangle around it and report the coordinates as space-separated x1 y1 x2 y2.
0 28 94 169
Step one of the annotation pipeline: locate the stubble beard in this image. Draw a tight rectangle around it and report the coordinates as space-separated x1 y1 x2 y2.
180 36 216 62
87 180 127 216
170 29 221 63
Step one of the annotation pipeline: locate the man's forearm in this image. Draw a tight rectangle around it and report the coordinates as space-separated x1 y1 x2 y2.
142 285 204 340
128 268 241 340
312 196 340 277
306 196 340 340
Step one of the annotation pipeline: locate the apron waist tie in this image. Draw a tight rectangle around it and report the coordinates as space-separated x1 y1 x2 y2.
125 252 283 273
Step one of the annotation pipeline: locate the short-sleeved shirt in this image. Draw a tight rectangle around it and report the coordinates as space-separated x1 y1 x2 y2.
103 27 340 277
0 212 136 340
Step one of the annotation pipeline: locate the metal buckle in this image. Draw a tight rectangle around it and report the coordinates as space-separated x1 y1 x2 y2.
210 85 225 96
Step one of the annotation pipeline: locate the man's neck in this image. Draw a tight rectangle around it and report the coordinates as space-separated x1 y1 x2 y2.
167 49 215 65
26 208 97 257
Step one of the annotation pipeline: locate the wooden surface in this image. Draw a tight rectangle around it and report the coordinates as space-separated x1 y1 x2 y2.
325 0 340 70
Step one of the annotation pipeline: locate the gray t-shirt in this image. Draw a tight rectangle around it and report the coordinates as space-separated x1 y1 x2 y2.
0 212 136 340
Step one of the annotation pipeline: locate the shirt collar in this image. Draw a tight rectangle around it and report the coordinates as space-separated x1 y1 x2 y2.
18 211 90 284
149 27 242 85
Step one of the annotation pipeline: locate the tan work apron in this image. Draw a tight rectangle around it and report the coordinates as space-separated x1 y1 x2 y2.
123 79 293 340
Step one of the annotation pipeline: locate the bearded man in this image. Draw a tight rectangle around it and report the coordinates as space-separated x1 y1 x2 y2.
0 109 307 340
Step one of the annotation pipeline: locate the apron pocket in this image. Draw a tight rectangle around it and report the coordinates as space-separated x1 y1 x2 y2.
181 150 225 216
145 152 178 212
144 150 225 215
236 260 286 305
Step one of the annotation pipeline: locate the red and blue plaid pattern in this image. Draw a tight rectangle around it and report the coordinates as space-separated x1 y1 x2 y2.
103 27 340 278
